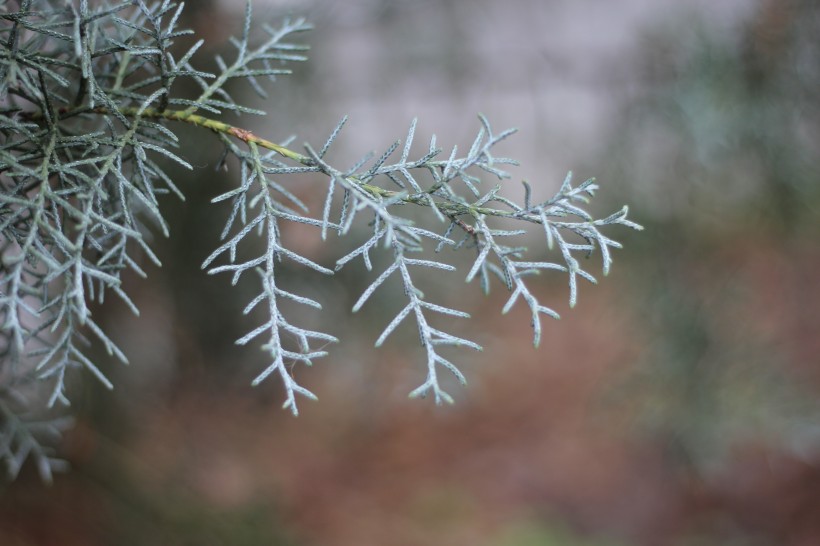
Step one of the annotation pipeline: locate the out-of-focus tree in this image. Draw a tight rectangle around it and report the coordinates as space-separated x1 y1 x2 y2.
603 0 820 472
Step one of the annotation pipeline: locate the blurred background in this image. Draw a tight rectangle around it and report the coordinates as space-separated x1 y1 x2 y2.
2 0 819 544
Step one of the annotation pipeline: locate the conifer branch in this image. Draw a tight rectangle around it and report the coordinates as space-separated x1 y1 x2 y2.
1 0 642 481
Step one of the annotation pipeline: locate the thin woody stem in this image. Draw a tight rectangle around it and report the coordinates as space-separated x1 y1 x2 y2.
127 107 312 165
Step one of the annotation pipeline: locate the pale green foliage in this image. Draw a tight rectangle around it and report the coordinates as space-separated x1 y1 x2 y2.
0 0 641 482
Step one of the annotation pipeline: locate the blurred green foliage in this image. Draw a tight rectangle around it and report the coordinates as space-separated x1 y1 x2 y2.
600 0 820 471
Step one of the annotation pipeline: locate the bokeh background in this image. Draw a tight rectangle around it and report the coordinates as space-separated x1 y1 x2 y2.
2 0 819 544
